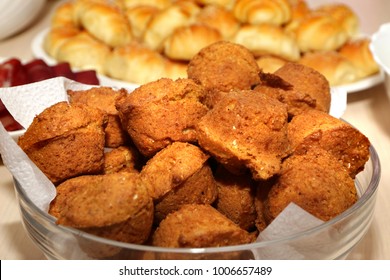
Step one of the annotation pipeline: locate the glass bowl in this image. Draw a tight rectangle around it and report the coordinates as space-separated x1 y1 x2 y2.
13 144 380 260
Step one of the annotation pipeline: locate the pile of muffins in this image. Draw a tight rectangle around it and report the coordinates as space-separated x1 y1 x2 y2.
43 0 379 86
18 41 371 258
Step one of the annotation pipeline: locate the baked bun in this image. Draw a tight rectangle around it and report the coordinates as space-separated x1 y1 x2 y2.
49 172 153 245
55 31 111 74
104 42 168 84
294 12 349 52
299 51 359 86
195 4 240 39
187 41 261 106
142 1 201 51
196 90 288 180
315 3 359 37
140 142 211 200
116 78 208 157
103 146 140 174
264 149 357 222
233 24 300 61
163 24 223 60
18 101 107 185
68 86 130 148
233 0 292 26
196 0 236 10
287 109 370 178
152 204 254 248
74 1 133 47
125 5 160 39
43 26 81 58
339 38 380 79
50 1 76 28
214 166 257 231
122 0 172 9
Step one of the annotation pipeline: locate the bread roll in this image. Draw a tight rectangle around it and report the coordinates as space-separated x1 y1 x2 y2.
339 38 380 79
43 26 81 58
196 0 236 10
142 1 201 51
315 3 359 38
75 1 133 47
233 0 292 26
122 0 171 9
125 5 160 39
163 24 223 60
56 31 111 74
195 4 240 39
233 24 300 61
294 13 349 52
50 1 77 28
299 51 359 86
104 42 168 84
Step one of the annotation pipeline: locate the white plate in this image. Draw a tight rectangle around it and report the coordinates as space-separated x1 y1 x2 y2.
31 28 139 90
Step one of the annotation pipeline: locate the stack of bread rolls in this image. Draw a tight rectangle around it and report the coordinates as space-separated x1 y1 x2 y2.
43 0 379 86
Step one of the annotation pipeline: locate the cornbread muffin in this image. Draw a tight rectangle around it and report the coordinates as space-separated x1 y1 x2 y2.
49 172 154 245
187 41 261 108
103 146 140 174
116 78 209 157
214 166 257 231
152 204 254 248
264 149 358 222
18 101 107 185
287 109 370 178
154 164 218 224
68 86 130 148
140 142 210 200
272 62 331 114
196 90 289 180
254 63 331 118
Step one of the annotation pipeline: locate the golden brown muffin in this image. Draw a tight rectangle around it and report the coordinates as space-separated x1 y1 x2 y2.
18 101 107 185
154 163 218 224
196 90 289 181
264 149 358 222
103 146 140 174
214 166 257 231
116 78 209 157
140 142 210 200
287 109 370 178
187 41 261 107
152 204 254 248
68 86 130 148
255 62 331 118
49 172 154 245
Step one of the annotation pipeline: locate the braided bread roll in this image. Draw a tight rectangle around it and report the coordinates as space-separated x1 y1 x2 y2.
122 0 171 9
43 26 81 58
233 0 292 26
125 5 160 39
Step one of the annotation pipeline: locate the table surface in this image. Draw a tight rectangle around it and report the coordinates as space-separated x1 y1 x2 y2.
1 0 389 260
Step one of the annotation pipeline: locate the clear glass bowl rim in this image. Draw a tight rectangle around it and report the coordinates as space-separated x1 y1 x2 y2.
14 144 381 255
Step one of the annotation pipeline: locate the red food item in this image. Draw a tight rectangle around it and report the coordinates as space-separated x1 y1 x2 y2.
74 70 100 85
0 58 29 86
50 62 75 80
0 101 23 131
25 59 55 82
